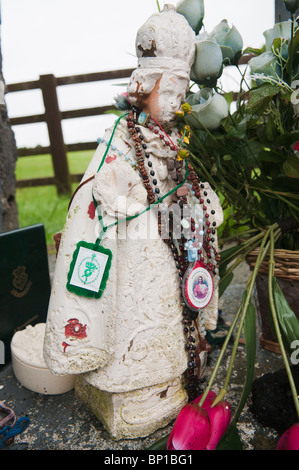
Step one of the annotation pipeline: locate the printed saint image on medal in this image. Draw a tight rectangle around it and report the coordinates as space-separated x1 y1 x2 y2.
183 263 214 311
66 241 112 298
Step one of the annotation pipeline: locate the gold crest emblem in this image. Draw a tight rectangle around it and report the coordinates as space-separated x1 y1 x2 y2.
11 266 32 298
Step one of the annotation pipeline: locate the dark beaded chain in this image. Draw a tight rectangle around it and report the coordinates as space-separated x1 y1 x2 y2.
126 107 219 401
126 110 156 205
187 162 220 277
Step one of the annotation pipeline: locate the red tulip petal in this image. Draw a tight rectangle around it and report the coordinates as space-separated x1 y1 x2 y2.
277 428 290 450
287 423 299 450
205 401 231 450
167 428 176 450
193 390 217 410
277 423 299 450
167 403 211 450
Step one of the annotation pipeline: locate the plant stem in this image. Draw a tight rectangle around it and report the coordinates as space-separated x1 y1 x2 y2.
188 151 219 190
198 303 243 407
218 226 273 400
289 14 295 84
220 229 267 273
268 229 299 420
220 240 264 285
219 228 260 244
189 151 242 204
201 224 280 408
237 64 251 91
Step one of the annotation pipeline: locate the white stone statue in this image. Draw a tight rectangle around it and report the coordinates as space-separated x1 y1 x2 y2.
43 4 223 439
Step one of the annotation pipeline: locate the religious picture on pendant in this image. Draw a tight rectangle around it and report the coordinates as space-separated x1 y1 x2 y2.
183 263 214 311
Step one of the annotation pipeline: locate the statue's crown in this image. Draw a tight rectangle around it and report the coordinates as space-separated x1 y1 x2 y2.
135 4 195 75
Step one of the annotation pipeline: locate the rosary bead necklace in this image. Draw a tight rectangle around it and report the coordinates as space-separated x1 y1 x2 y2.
127 107 219 401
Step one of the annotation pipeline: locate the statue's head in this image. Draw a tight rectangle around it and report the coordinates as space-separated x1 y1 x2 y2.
127 4 195 125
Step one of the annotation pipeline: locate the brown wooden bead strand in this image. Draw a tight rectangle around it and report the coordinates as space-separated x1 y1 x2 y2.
126 110 156 205
126 109 213 401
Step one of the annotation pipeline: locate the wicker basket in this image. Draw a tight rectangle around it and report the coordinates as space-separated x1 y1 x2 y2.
246 248 299 353
246 248 299 281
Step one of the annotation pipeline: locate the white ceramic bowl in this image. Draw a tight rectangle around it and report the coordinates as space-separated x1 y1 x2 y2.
11 323 75 395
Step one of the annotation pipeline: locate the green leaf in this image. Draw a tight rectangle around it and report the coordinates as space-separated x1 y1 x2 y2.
223 91 235 108
272 277 299 354
233 292 256 423
216 424 243 450
266 114 278 142
276 131 299 146
287 29 299 74
243 46 265 56
219 245 245 286
247 83 280 112
147 434 169 450
283 154 299 179
257 149 284 163
219 244 244 266
272 37 284 55
219 272 234 298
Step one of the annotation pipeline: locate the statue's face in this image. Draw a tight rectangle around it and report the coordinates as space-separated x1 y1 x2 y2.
127 69 189 125
142 76 162 122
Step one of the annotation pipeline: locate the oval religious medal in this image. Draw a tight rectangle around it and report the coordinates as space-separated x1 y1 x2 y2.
182 261 214 311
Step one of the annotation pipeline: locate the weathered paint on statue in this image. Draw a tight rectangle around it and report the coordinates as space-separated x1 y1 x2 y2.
43 4 223 439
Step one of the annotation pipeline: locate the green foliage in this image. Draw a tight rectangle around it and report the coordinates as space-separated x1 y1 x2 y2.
147 434 169 450
152 3 299 452
216 425 243 450
233 293 256 423
179 15 299 251
272 276 299 354
186 78 299 248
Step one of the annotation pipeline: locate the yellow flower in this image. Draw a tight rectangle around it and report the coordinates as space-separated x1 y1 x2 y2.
178 126 191 145
184 125 191 135
178 149 189 160
175 109 185 118
181 103 192 114
183 125 191 144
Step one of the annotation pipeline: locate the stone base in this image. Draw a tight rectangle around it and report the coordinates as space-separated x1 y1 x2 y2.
75 375 188 440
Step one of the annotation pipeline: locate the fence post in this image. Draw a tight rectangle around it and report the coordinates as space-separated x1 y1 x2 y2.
39 74 71 194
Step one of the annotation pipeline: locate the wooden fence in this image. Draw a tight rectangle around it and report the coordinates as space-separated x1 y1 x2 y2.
6 57 253 195
6 69 134 194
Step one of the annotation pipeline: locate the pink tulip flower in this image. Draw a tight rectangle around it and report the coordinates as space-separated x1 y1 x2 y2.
193 390 217 409
167 403 211 450
167 390 231 450
277 423 299 450
204 399 231 450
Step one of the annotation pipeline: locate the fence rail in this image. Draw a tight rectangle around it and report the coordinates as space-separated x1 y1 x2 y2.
6 68 134 194
7 58 253 194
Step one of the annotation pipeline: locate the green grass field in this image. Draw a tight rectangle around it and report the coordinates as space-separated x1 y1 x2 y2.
15 150 94 247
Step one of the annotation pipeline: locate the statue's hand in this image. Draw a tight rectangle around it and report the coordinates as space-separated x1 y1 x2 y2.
92 158 147 217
